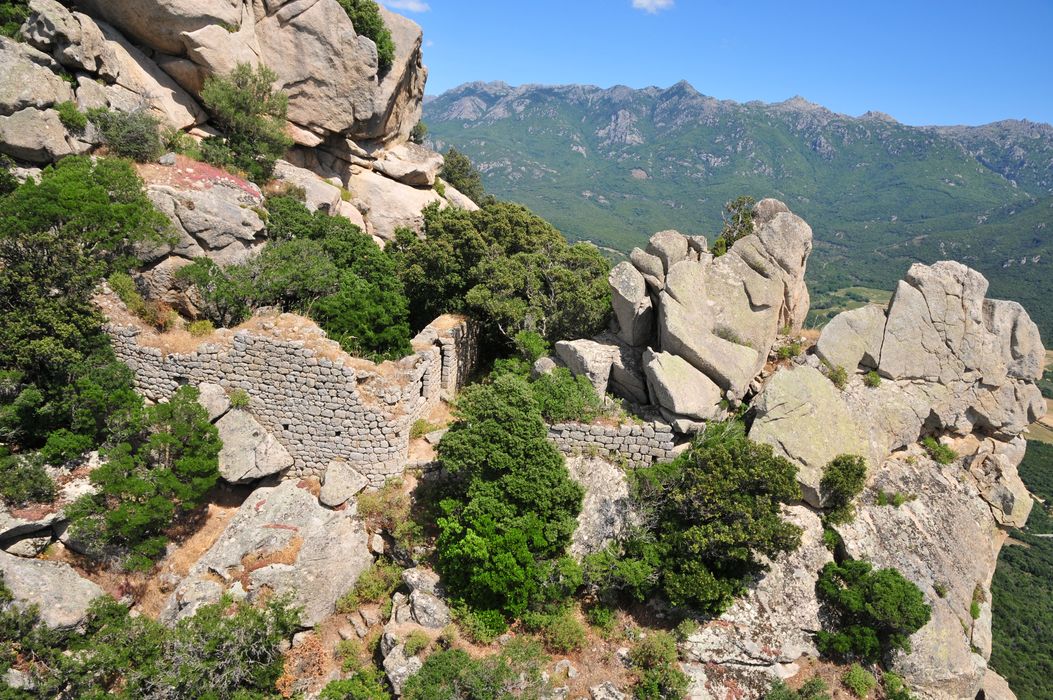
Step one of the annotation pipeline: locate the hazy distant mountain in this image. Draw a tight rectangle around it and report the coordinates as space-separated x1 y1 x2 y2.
424 81 1053 334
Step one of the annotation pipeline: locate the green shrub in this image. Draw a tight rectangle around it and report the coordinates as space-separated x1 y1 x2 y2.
228 389 250 410
826 363 849 390
882 672 915 700
410 121 428 145
763 678 831 700
404 630 430 656
87 108 164 162
411 418 440 439
39 428 93 465
454 606 508 645
864 370 882 388
186 319 215 337
921 436 956 465
56 101 87 132
630 631 690 700
64 386 221 569
200 64 293 182
436 374 584 618
970 584 984 620
337 0 395 73
720 196 755 245
335 638 366 672
538 609 586 653
0 157 165 450
820 454 868 524
842 664 877 697
585 421 802 614
0 0 29 39
776 341 803 360
933 582 948 598
711 237 728 257
585 604 616 635
814 559 932 663
320 669 392 699
0 448 55 505
530 367 603 423
390 201 610 348
673 618 699 642
875 490 914 507
438 147 486 205
337 558 403 613
401 639 548 700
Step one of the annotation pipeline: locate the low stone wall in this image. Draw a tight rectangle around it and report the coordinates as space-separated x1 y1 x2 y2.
547 420 680 468
106 308 477 486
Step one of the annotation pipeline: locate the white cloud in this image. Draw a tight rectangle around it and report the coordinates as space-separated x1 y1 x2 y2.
632 0 673 13
382 0 430 12
425 39 434 48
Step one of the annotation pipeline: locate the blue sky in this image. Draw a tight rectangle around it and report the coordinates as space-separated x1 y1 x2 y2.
381 0 1053 126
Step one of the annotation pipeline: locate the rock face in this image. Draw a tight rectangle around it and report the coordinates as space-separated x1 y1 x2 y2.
69 0 425 145
682 507 832 697
215 409 294 483
164 480 372 626
565 455 638 557
319 459 368 507
559 200 813 433
0 551 103 630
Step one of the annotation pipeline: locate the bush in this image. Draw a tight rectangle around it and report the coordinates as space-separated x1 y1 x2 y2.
454 606 508 645
65 386 221 568
864 370 882 388
630 631 690 700
820 454 868 524
842 664 877 697
882 672 915 700
39 428 93 465
764 678 831 700
826 363 848 390
410 121 428 145
228 389 250 410
529 367 603 423
586 604 616 634
537 609 586 653
777 341 802 360
921 436 956 465
0 157 166 450
337 558 403 613
411 418 440 439
200 64 293 182
320 669 392 699
404 630 430 656
56 101 87 132
436 374 584 618
390 201 611 347
585 421 802 614
401 639 549 700
711 196 756 257
186 319 215 337
439 148 487 205
87 108 164 162
0 449 55 506
875 490 914 507
337 0 395 73
107 272 175 330
0 0 29 39
815 559 931 663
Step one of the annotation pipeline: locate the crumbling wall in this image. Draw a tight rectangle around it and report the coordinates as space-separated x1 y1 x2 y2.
547 420 679 469
106 310 476 485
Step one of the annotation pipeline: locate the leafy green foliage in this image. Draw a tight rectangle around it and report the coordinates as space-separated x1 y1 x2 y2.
0 576 299 699
320 669 392 699
439 148 488 205
435 374 584 618
881 672 916 700
585 422 802 615
336 0 395 73
841 664 877 698
711 196 755 256
524 367 603 423
56 101 87 132
410 122 428 145
180 196 412 360
920 436 956 465
65 386 221 568
88 108 164 162
390 201 611 347
0 0 28 39
0 449 55 506
200 64 293 182
0 157 166 450
337 558 403 613
523 608 586 653
991 441 1053 699
826 363 849 390
820 454 868 524
864 370 882 388
763 678 831 700
814 559 932 663
404 630 431 656
629 631 690 700
401 639 549 700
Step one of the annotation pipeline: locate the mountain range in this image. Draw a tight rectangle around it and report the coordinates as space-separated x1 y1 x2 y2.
423 81 1053 336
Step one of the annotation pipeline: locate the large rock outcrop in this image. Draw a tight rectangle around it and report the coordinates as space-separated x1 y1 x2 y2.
163 479 372 627
69 0 425 145
0 551 103 630
560 199 813 433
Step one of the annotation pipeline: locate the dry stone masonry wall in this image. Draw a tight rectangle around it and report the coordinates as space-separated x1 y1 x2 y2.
547 420 677 468
107 306 477 486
